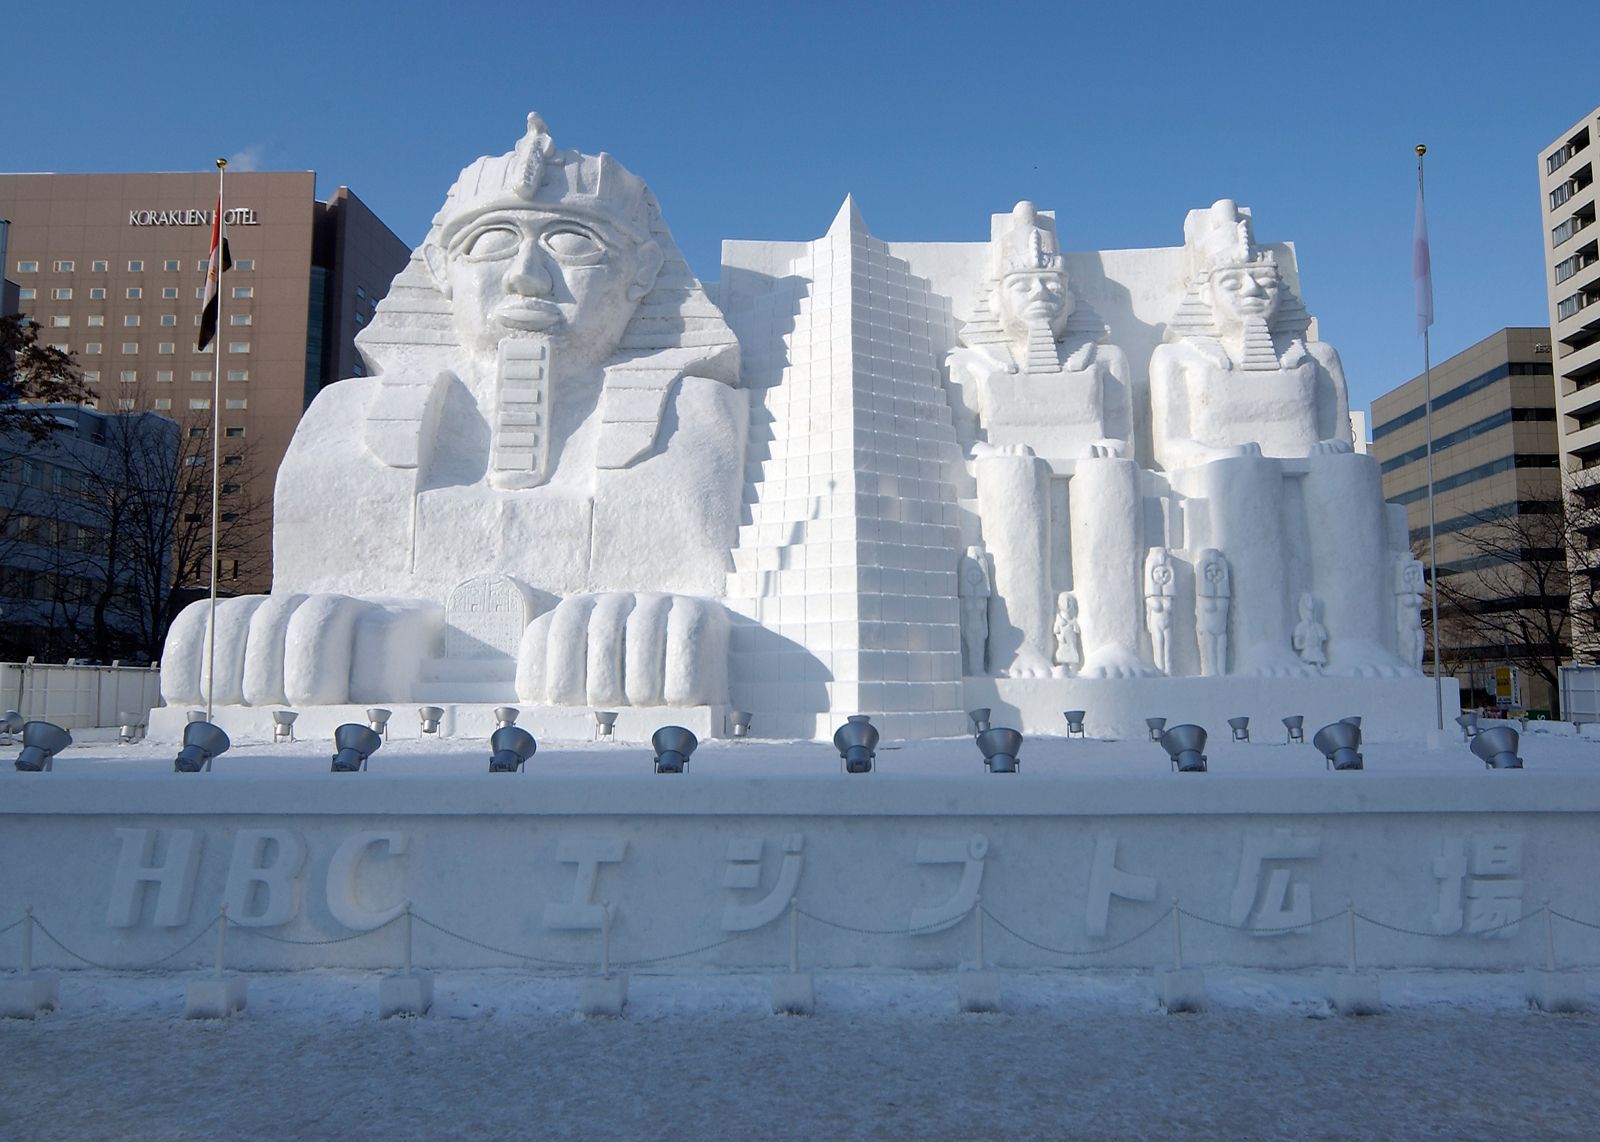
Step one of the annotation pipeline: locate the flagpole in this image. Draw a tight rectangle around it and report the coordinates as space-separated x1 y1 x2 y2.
1417 143 1444 731
205 157 227 723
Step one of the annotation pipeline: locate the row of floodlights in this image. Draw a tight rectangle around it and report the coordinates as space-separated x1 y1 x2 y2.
259 706 762 744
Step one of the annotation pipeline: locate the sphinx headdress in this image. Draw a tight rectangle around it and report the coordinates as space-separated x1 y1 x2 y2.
1167 199 1310 342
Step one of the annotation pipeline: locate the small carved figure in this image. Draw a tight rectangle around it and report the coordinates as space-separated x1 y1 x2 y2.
1396 558 1427 671
1052 591 1082 676
1291 592 1328 670
1143 548 1176 674
958 545 994 676
1195 548 1231 677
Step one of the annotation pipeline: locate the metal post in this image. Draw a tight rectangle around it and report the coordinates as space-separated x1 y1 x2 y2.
204 158 228 723
600 901 612 979
1171 897 1183 971
974 894 985 971
1417 145 1444 732
788 896 799 975
1543 899 1555 972
404 902 414 975
215 902 227 979
22 905 33 974
1346 897 1357 972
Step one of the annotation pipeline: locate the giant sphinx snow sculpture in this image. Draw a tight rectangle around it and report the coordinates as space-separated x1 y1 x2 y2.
160 119 1440 741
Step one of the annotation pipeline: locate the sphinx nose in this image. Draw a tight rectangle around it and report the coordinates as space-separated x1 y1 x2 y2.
503 241 553 297
1239 275 1264 297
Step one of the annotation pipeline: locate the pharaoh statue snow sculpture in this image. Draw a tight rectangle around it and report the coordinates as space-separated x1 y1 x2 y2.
950 203 1149 680
161 114 748 710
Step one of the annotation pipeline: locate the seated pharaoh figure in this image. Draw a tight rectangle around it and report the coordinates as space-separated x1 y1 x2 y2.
162 114 748 710
1149 199 1351 471
947 201 1131 465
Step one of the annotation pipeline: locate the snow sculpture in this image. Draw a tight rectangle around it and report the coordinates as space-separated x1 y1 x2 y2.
1292 593 1329 670
1143 549 1176 675
162 113 747 710
958 546 993 677
1396 559 1427 671
1196 549 1230 677
1051 591 1081 676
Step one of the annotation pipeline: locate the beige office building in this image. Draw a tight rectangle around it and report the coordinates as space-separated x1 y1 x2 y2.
0 172 409 594
1372 327 1561 711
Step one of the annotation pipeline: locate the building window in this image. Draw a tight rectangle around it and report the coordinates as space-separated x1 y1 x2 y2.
89 287 106 300
117 398 135 411
221 482 240 494
195 287 206 300
189 426 207 438
191 370 212 382
50 288 72 300
47 343 68 352
160 315 177 327
86 315 104 327
163 259 180 271
53 260 75 272
120 370 138 383
161 287 179 300
125 287 142 300
153 398 172 410
231 286 253 299
91 260 108 272
124 315 141 326
158 342 175 354
16 261 37 273
222 454 241 465
236 260 254 271
229 314 252 326
352 362 364 376
121 342 138 353
128 260 143 272
17 288 35 301
82 370 100 383
224 426 245 438
228 342 250 354
84 343 102 355
355 313 365 325
49 316 70 327
226 369 248 381
225 398 248 410
189 398 211 410
196 259 209 272
219 559 239 579
156 370 173 383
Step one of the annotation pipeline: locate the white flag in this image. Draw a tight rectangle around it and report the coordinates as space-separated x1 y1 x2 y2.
1413 184 1433 336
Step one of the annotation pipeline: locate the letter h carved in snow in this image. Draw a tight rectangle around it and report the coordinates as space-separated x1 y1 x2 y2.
107 828 202 928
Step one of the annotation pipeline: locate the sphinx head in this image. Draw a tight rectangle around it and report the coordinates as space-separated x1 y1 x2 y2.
1184 199 1284 340
422 114 664 366
991 202 1074 343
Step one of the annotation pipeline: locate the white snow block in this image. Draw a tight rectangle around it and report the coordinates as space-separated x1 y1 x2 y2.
958 971 1003 1014
771 972 815 1015
0 973 59 1019
184 976 247 1019
1526 968 1588 1013
379 971 434 1018
1161 968 1207 1013
1328 971 1383 1015
578 973 628 1017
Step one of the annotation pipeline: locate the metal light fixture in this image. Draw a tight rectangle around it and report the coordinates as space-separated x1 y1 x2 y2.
13 721 71 772
494 706 519 729
1283 715 1305 744
0 710 24 746
1471 725 1523 769
834 718 879 774
729 711 753 738
174 720 230 773
652 726 698 774
1146 716 1166 742
1312 721 1363 771
968 708 992 735
594 710 618 740
1455 712 1479 742
1063 710 1086 739
331 723 382 772
118 711 145 744
1340 716 1361 729
1228 716 1250 742
186 709 208 723
366 707 393 738
976 727 1023 773
418 705 444 735
272 709 298 744
1159 724 1208 773
489 725 536 773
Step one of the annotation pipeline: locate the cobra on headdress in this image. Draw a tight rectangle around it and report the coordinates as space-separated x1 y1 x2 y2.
991 201 1066 278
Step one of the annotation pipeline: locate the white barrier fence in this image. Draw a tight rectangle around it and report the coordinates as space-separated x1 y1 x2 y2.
0 660 160 730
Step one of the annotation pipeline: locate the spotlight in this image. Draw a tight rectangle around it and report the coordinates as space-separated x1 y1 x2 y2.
976 727 1023 773
1471 725 1523 769
834 718 879 774
1283 715 1305 744
174 720 230 773
1146 716 1166 742
489 725 536 773
1312 722 1363 771
1063 710 1086 739
1455 712 1479 743
1159 724 1208 773
186 709 208 723
594 710 618 740
652 726 698 774
13 720 71 772
1340 716 1361 729
494 706 520 729
0 710 23 746
366 707 393 738
272 709 298 744
331 723 382 772
729 710 753 738
968 708 992 735
118 711 145 744
1227 716 1250 742
418 705 444 735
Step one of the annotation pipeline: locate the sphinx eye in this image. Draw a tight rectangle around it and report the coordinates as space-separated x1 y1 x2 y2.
541 227 605 262
462 227 519 259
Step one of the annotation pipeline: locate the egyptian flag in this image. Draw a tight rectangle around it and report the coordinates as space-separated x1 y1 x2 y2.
197 201 234 351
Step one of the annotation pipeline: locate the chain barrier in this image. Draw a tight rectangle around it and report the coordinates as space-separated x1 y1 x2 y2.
1551 909 1600 931
410 913 597 969
980 905 1174 957
0 915 24 938
612 931 751 968
1355 908 1544 939
228 914 403 946
31 915 220 972
1178 907 1345 936
796 907 971 937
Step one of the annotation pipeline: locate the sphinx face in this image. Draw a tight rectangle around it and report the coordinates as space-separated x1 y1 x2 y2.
1206 263 1281 337
997 269 1073 341
441 207 657 365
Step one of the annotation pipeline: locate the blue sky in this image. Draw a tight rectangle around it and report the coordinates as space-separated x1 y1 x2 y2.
8 0 1593 416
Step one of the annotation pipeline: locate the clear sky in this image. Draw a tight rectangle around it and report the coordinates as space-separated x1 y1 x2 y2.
7 0 1594 417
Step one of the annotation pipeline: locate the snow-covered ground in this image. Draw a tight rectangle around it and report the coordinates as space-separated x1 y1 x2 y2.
1 968 1596 1139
